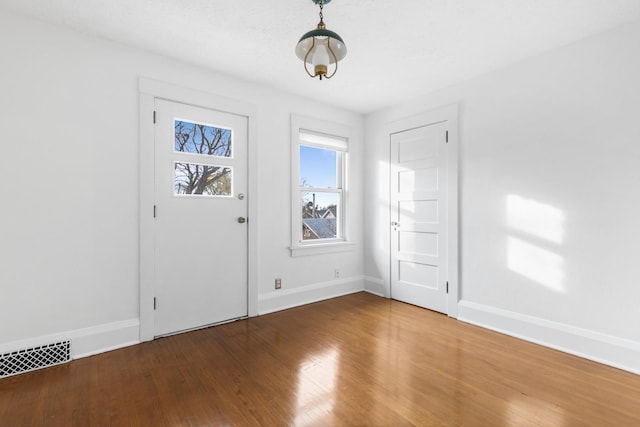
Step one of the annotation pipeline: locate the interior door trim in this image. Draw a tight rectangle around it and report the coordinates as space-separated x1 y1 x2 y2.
385 104 459 318
138 78 259 341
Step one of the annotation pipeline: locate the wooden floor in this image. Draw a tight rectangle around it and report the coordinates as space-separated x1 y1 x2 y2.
1 292 639 426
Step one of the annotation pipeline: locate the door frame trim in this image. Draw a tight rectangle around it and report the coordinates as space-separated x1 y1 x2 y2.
138 78 259 341
385 104 459 317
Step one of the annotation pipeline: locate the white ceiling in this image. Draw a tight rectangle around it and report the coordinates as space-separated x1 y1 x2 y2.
2 0 640 113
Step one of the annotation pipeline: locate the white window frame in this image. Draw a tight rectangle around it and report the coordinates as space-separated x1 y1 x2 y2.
290 115 355 257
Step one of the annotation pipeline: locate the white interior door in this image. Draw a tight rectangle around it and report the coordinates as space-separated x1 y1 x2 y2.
153 99 248 336
390 121 449 313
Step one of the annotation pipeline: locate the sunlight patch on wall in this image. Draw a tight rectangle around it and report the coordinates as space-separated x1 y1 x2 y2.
378 160 389 253
507 237 565 292
507 195 565 244
506 195 566 292
294 348 339 426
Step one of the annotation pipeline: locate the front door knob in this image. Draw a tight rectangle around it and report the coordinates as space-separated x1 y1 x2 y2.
238 217 247 224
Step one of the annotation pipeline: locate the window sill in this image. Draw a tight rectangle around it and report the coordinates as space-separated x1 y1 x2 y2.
289 241 357 257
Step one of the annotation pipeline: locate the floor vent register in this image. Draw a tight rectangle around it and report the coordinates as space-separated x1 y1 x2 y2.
0 341 71 378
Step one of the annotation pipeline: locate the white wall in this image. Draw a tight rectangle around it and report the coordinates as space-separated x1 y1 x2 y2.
364 20 640 373
0 9 363 355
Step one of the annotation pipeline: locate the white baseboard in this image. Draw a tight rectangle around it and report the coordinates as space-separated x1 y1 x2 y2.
0 319 140 360
258 276 364 315
363 288 386 298
71 319 140 359
458 300 640 375
363 276 387 297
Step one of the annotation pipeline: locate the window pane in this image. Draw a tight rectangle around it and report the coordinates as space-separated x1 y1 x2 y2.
301 192 339 240
300 145 337 188
174 162 232 196
175 120 232 158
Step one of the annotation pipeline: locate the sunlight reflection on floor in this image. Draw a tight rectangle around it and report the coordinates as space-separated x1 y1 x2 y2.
507 396 566 426
294 347 339 426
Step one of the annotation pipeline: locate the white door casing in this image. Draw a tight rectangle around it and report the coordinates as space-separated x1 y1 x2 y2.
388 106 458 316
139 78 258 342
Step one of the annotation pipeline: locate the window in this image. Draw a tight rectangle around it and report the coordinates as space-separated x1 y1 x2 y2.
291 115 353 256
173 119 234 197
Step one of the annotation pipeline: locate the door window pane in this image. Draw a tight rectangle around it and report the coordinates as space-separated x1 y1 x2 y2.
174 162 232 196
174 120 232 158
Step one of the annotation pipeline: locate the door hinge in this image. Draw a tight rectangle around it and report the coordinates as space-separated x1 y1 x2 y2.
153 205 156 218
153 110 156 124
154 297 157 310
446 130 449 143
446 281 449 294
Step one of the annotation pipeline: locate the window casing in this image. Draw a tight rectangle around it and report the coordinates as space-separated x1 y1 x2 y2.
291 116 353 256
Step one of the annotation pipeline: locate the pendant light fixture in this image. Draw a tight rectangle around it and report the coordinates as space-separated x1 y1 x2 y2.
295 0 347 80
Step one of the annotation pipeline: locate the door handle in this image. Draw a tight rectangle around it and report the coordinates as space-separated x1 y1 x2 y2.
391 221 399 226
238 217 247 224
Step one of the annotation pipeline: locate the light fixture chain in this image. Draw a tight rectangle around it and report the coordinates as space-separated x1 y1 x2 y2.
318 0 324 24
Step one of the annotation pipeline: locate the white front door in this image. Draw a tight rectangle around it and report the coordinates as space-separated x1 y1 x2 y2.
153 99 248 336
390 119 450 314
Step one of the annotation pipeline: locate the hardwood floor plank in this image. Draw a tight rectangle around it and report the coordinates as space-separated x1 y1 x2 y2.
1 292 639 426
